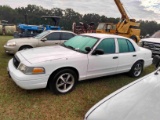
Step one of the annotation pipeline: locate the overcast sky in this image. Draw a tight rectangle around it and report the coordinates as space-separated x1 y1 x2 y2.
0 0 160 23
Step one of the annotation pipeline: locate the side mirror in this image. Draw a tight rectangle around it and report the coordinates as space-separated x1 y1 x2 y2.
92 49 104 55
41 38 47 42
85 47 91 52
153 55 160 69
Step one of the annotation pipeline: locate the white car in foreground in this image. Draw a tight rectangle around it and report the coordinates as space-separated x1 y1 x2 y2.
84 66 160 120
8 33 152 94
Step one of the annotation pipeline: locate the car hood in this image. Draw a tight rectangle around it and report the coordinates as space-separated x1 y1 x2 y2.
85 70 160 120
9 37 37 43
141 38 160 43
18 45 82 64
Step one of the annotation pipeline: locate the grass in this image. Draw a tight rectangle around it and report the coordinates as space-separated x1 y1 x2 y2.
0 36 155 120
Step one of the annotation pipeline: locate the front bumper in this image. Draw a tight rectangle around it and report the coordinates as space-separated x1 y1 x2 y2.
4 45 17 54
8 59 49 90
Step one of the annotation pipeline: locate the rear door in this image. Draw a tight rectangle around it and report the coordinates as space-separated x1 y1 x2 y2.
60 32 76 44
38 32 61 47
116 38 137 72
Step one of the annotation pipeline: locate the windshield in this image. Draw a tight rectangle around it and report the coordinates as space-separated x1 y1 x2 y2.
63 35 98 53
34 30 50 39
151 31 160 38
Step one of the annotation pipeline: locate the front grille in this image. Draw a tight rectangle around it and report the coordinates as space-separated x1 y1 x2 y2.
13 55 20 69
143 42 160 55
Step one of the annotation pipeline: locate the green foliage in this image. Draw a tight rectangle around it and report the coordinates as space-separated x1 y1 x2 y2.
0 5 160 35
0 5 18 23
139 20 160 36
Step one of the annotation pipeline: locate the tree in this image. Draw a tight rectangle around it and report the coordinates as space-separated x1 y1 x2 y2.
0 4 159 34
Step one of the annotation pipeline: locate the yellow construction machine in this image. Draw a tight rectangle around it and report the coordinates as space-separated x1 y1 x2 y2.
96 0 141 43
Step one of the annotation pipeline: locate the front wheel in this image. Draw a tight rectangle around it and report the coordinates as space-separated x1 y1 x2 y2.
129 61 143 77
48 69 77 94
19 46 32 51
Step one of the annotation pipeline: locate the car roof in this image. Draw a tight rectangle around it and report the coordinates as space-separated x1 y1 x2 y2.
82 33 128 39
47 30 75 34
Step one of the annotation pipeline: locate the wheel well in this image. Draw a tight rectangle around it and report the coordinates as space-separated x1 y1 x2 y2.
18 45 33 51
47 67 79 87
134 60 144 67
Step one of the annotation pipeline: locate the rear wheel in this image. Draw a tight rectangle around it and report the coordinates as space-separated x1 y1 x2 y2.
48 69 77 94
129 61 143 77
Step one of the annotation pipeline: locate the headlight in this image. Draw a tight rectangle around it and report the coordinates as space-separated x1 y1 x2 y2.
6 41 16 46
138 41 144 47
18 63 45 75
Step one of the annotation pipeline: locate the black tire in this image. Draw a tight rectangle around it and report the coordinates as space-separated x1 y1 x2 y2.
19 46 32 51
153 55 160 69
129 61 143 77
130 35 138 43
48 69 77 94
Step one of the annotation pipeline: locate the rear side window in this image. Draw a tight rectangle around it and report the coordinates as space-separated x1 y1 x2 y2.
127 40 135 52
46 32 60 40
96 38 115 54
118 38 135 53
61 32 75 40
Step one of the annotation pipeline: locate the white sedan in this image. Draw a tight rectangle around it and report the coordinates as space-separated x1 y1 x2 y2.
84 66 160 120
8 33 152 94
4 30 76 54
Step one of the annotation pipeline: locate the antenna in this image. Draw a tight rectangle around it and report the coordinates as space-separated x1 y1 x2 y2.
123 3 133 19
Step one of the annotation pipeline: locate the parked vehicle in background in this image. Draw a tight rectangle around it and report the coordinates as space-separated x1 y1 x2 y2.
73 22 95 34
0 20 16 36
4 30 76 54
7 33 152 94
96 0 141 43
84 58 160 120
14 16 61 38
139 30 160 56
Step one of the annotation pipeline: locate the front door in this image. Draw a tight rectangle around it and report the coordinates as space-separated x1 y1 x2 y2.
38 32 61 47
87 38 119 78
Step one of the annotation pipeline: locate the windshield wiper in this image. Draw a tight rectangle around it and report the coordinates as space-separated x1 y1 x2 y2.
63 44 74 50
62 44 75 50
67 45 75 50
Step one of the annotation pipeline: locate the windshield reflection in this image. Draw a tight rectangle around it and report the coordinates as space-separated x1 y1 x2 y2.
63 35 98 53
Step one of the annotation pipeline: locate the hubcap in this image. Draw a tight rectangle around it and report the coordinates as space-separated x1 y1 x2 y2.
56 73 75 93
134 63 142 76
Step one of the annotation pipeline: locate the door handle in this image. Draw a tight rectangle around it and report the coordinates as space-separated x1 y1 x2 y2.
55 43 59 44
113 56 118 59
133 55 137 57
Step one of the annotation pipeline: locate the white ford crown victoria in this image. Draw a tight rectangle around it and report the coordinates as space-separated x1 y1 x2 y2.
8 33 152 94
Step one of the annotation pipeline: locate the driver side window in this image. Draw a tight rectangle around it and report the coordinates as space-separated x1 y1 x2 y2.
45 32 60 40
96 38 115 54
